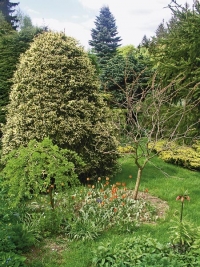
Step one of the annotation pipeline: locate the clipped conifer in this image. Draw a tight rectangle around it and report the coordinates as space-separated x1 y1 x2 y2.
2 31 119 180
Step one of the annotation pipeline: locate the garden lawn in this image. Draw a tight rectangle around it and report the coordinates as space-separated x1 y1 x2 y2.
26 155 200 266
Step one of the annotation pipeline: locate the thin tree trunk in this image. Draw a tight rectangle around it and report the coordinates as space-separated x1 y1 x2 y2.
133 167 142 200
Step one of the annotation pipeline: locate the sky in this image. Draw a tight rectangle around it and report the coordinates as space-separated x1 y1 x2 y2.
15 0 195 50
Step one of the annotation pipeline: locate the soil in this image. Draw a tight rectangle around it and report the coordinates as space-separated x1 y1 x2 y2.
136 191 169 220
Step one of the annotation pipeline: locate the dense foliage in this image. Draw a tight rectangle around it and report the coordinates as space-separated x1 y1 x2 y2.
0 14 43 128
149 140 200 170
100 48 152 105
2 31 119 179
2 138 84 207
149 1 200 103
89 6 122 68
92 233 200 266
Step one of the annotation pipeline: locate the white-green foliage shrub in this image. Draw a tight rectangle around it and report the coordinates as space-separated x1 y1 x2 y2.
2 31 119 179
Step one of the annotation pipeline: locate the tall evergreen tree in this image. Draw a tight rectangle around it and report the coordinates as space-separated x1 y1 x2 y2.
149 1 200 101
89 6 122 68
0 0 19 29
100 49 152 106
0 14 43 130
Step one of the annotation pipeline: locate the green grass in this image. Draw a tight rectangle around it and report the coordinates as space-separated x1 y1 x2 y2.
114 155 200 225
27 155 200 266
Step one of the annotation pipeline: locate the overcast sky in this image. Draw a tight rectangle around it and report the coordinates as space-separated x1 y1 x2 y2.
16 0 195 49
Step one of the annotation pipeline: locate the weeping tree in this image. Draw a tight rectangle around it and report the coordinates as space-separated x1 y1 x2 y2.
2 31 119 180
2 137 85 208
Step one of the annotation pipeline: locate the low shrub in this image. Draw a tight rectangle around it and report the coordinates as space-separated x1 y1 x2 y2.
92 235 200 267
149 140 200 170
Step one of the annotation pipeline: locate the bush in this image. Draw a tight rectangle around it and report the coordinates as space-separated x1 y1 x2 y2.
0 191 35 266
92 235 200 267
2 31 119 180
149 140 200 170
1 137 84 207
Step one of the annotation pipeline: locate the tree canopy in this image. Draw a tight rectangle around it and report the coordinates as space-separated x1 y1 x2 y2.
2 31 119 180
0 14 43 130
149 1 200 102
89 6 122 68
0 0 18 29
100 47 152 106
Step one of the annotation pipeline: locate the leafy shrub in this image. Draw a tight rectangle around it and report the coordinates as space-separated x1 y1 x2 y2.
117 145 135 153
92 235 200 267
0 189 35 266
149 140 200 170
0 252 26 267
2 31 119 180
1 137 84 207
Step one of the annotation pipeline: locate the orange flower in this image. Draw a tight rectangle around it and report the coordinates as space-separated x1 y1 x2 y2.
186 196 190 201
113 208 117 212
92 185 95 189
116 182 121 186
122 194 126 199
122 182 126 187
106 177 110 181
86 177 90 181
144 188 149 193
112 185 118 195
104 195 107 199
129 175 132 179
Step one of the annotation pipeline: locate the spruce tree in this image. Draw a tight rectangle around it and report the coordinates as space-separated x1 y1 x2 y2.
0 0 19 29
2 32 119 180
89 6 122 68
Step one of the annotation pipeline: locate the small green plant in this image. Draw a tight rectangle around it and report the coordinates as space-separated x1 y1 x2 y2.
92 234 200 267
0 252 26 267
170 192 200 254
170 219 200 254
92 235 183 267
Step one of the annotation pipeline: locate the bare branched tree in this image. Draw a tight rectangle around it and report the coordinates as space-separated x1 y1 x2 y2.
104 66 200 199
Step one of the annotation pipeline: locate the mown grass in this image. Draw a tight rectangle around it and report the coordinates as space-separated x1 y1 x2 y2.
27 155 200 266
